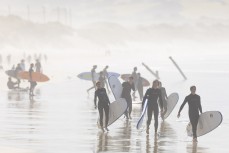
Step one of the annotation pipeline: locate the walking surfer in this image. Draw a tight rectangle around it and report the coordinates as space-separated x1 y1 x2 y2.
94 81 110 132
177 86 202 142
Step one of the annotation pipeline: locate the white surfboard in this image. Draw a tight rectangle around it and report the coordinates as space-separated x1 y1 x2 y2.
162 93 179 119
186 111 223 137
136 99 148 129
77 72 120 81
108 75 123 100
98 98 128 128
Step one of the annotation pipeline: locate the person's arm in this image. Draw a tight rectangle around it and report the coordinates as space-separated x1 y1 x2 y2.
198 96 202 114
177 96 188 118
94 90 97 109
164 88 168 99
158 90 163 111
104 88 110 105
142 89 149 109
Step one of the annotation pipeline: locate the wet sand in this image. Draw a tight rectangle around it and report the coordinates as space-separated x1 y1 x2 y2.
0 53 228 153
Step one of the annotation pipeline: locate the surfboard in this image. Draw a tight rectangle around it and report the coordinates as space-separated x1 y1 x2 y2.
136 99 148 129
162 93 179 120
121 74 150 86
77 72 120 81
98 98 128 128
186 111 223 137
5 70 17 78
18 71 49 82
108 75 123 99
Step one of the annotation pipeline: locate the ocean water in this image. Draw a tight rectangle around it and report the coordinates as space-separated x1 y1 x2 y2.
0 50 228 153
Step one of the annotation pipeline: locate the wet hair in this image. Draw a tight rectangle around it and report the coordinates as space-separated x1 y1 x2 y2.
134 67 137 70
190 86 196 91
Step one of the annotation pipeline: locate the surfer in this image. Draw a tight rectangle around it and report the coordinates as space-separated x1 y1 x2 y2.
177 86 202 142
103 65 110 93
142 80 163 134
7 77 18 89
158 81 168 120
137 73 144 101
131 67 138 101
29 63 37 96
35 59 42 73
15 63 22 87
94 81 110 132
121 76 135 120
98 71 105 88
87 65 97 94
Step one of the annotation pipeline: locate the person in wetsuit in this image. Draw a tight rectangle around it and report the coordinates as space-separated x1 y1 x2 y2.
98 71 105 88
142 80 163 134
94 81 110 132
87 65 97 94
121 76 135 120
103 65 110 93
177 86 202 142
7 77 18 89
158 81 168 120
137 73 144 101
131 67 138 101
29 63 37 96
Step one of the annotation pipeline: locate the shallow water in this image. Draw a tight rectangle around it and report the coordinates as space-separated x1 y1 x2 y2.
0 52 228 153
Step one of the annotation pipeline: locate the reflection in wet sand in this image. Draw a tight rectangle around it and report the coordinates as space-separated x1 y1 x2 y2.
186 142 208 153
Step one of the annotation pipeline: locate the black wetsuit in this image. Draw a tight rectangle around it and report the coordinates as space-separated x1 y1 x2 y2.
94 88 110 127
121 81 135 117
142 88 163 132
29 67 37 94
178 94 202 138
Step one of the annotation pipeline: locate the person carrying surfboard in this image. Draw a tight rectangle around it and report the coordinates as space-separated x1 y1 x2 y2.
29 63 37 96
131 67 138 101
177 86 202 142
87 65 97 94
121 76 135 120
103 65 111 94
94 81 110 132
142 80 163 134
137 73 144 101
158 81 168 120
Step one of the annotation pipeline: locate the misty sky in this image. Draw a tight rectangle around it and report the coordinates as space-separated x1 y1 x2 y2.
0 0 229 27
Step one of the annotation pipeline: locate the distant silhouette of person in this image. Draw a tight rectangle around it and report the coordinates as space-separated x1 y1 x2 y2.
103 65 110 93
143 80 163 134
94 81 110 132
29 63 37 96
131 67 138 101
177 86 202 142
121 76 135 119
15 63 22 88
7 77 18 89
158 81 168 120
99 71 105 88
137 73 144 101
87 65 97 94
35 59 42 73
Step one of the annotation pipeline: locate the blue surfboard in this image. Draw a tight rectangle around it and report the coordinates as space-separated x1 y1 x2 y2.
136 99 148 129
